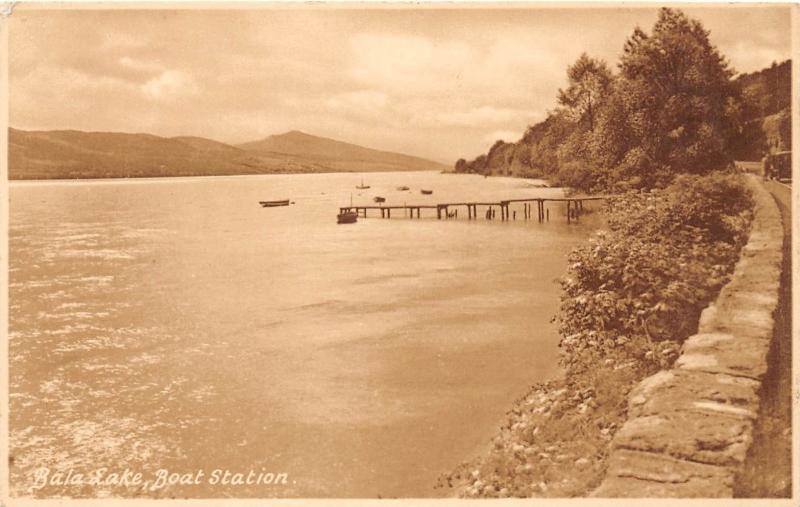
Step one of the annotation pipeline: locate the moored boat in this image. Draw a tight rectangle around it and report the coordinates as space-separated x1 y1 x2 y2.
396 186 410 191
420 189 433 195
356 177 370 189
337 210 358 224
259 199 291 207
373 196 386 203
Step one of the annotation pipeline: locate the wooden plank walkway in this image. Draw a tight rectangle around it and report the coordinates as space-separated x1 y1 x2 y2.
339 195 613 224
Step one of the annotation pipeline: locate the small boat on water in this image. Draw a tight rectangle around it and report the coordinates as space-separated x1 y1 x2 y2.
337 210 358 224
396 186 410 191
373 196 386 203
356 178 370 190
420 189 433 195
259 199 291 207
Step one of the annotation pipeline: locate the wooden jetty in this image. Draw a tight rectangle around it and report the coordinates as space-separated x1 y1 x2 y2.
338 196 611 224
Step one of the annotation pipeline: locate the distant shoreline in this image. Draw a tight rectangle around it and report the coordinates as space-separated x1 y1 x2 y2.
8 168 440 185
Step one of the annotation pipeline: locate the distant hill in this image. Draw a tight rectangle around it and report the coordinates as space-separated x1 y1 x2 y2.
8 128 447 180
736 60 791 119
238 130 449 173
170 135 247 156
730 60 792 159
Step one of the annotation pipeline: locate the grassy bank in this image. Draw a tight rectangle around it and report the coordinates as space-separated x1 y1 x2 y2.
439 172 754 498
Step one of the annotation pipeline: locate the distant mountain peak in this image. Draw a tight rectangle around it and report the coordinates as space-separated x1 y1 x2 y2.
236 131 447 171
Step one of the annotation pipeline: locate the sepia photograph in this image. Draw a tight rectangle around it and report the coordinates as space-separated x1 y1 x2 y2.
1 2 796 502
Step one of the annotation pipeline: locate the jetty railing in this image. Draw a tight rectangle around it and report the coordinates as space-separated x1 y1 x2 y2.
338 196 612 224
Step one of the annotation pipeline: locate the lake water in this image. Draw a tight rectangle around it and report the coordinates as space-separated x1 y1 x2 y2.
8 171 600 498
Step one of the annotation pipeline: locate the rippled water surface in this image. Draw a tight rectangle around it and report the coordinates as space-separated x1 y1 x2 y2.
9 171 599 498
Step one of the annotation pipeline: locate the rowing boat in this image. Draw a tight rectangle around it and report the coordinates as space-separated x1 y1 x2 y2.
337 211 358 224
259 199 290 207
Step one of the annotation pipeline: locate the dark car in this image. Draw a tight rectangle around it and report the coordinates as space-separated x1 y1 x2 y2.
763 151 792 182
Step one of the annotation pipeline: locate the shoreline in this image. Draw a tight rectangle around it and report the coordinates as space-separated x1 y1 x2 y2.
7 168 437 185
443 172 761 498
440 202 607 498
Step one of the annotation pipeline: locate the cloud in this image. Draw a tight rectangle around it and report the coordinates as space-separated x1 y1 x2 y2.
483 130 523 144
14 65 134 99
349 33 473 95
118 56 164 74
725 43 788 75
346 30 570 111
326 90 390 116
141 70 200 100
433 106 534 127
100 30 151 51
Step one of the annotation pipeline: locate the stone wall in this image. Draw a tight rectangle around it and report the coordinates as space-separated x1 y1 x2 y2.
592 174 784 497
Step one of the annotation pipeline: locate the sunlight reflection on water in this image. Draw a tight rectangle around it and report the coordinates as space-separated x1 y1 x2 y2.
9 171 602 498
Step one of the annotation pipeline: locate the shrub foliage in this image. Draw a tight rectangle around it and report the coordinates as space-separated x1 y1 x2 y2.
557 172 753 386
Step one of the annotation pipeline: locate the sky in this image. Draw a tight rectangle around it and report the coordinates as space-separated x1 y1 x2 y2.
9 5 793 163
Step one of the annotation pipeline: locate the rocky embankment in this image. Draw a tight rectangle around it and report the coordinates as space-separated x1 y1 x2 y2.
592 174 784 497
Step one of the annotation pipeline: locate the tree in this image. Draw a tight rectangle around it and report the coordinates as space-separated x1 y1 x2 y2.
557 53 612 131
613 8 740 180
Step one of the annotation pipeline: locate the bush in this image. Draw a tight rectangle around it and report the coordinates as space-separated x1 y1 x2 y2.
442 6 770 499
557 172 753 387
444 172 754 499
